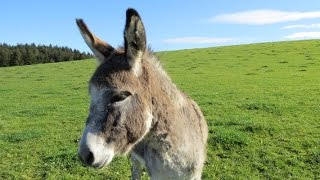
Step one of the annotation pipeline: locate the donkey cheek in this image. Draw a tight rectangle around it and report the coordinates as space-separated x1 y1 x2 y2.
126 129 140 143
125 117 147 143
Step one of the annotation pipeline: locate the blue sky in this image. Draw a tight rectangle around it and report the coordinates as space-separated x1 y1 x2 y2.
1 0 320 52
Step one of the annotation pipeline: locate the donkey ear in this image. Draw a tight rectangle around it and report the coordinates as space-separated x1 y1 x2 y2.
76 19 114 64
124 9 146 69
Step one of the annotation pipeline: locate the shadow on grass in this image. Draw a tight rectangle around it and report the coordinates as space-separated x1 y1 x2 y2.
211 127 251 150
238 102 282 116
0 130 43 143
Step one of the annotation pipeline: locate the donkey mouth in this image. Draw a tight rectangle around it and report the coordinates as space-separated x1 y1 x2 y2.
78 149 113 169
92 155 113 169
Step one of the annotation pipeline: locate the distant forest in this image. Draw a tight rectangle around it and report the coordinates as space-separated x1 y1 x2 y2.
0 43 93 67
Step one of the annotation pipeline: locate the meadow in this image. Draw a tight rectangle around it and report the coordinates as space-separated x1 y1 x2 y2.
0 40 319 179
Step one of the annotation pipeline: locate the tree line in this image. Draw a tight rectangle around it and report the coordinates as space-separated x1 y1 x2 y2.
0 43 93 67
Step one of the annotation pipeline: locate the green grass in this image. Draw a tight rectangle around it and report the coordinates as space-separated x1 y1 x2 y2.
1 40 319 179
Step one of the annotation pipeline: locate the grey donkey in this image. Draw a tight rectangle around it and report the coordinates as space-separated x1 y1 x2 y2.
77 8 208 180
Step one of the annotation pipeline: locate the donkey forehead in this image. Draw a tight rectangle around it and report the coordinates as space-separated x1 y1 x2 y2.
90 68 139 92
89 83 112 96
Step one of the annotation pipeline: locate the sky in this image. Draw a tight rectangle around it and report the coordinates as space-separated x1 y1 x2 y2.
1 0 320 52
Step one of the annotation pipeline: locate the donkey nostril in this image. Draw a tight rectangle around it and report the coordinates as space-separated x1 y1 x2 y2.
86 151 94 165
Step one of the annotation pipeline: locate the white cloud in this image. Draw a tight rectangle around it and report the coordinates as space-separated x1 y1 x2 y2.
284 32 320 39
282 23 320 29
209 10 320 25
163 37 235 44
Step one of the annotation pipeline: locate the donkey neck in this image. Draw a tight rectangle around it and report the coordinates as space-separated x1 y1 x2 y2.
141 53 186 126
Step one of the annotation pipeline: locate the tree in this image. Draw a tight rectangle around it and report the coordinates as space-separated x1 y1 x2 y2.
0 43 93 67
9 49 22 66
24 48 35 65
0 48 10 67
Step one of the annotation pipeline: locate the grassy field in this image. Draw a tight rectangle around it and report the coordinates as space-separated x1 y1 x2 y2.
0 40 319 179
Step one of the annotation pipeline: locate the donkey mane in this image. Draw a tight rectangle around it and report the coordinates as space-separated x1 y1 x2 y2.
143 50 184 104
139 49 208 151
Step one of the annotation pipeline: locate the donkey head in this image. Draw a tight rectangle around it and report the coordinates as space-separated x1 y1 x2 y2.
77 9 152 169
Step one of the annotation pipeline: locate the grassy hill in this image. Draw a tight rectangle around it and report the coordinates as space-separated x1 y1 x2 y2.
0 40 319 179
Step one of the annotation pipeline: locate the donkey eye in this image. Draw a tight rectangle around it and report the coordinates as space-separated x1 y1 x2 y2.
110 91 132 103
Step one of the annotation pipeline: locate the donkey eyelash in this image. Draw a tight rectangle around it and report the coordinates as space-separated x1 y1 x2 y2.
109 91 132 104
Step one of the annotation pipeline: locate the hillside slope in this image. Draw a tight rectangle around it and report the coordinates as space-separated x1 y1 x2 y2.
0 40 319 179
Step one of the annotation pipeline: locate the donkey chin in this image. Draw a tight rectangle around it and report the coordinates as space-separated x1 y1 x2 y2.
78 126 115 169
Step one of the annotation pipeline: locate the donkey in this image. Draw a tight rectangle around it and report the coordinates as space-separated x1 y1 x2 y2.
77 8 208 180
